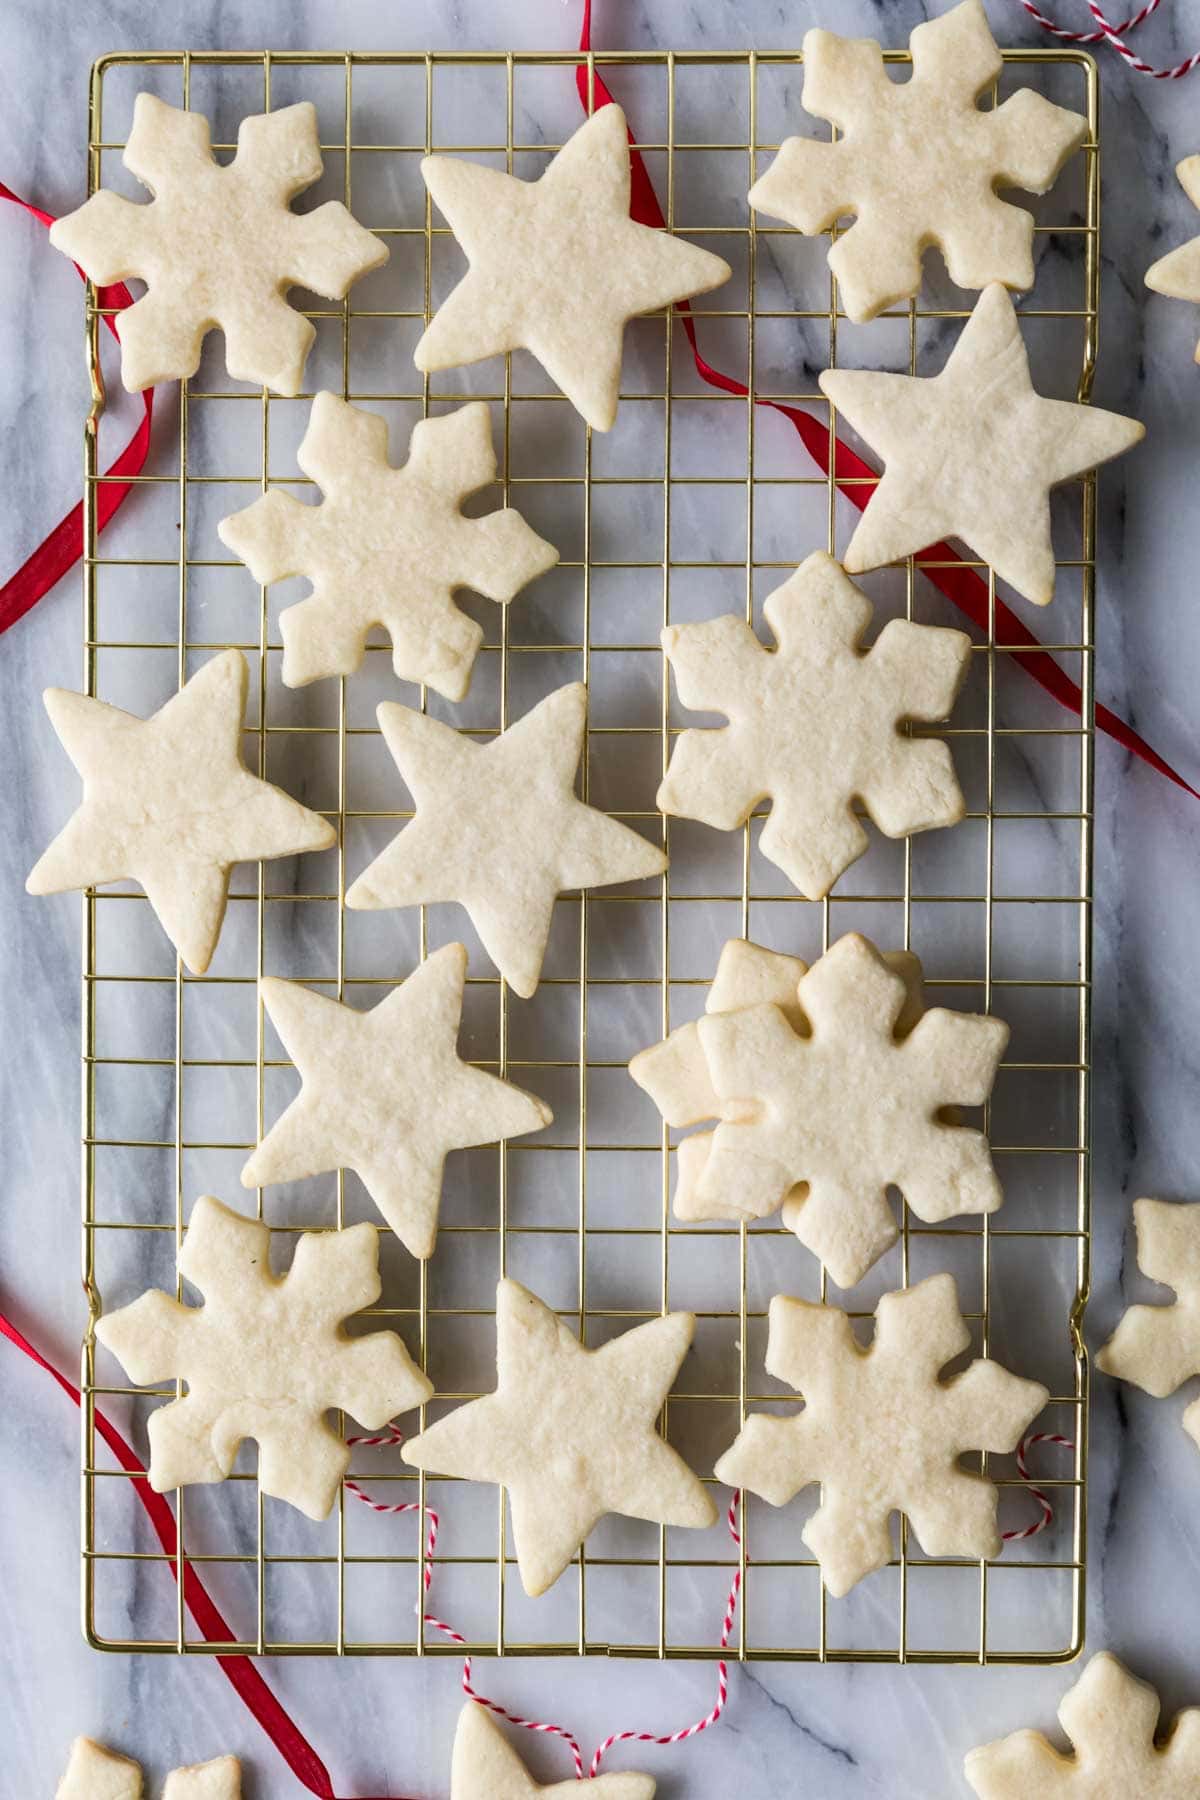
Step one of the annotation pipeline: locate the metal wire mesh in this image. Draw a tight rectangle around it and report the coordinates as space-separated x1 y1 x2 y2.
77 45 1096 1662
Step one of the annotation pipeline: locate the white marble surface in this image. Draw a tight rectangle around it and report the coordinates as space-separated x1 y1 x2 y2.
7 0 1200 1795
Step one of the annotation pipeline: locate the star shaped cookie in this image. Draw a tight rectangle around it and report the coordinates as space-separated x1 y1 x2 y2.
1146 155 1200 361
242 944 552 1258
26 650 335 973
451 1706 654 1800
416 104 731 429
56 1737 241 1800
819 284 1144 606
345 683 667 997
402 1278 717 1596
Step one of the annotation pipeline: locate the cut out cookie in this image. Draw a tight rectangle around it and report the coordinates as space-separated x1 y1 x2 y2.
451 1705 654 1800
715 1274 1047 1596
56 1738 241 1800
1146 156 1200 362
416 104 730 430
658 552 970 898
965 1652 1200 1797
748 0 1087 323
218 396 558 700
403 1278 716 1596
49 94 386 394
1097 1197 1200 1450
95 1196 432 1519
241 944 551 1259
819 283 1144 607
345 683 666 998
26 649 335 974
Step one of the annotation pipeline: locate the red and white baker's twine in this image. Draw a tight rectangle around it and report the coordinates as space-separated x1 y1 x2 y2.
343 1424 1071 1780
1013 0 1200 77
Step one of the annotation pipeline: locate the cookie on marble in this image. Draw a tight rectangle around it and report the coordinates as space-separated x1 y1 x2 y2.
26 649 335 974
749 0 1087 323
1146 157 1200 362
403 1278 716 1597
819 283 1144 607
658 552 970 899
716 1274 1047 1596
1097 1197 1200 1451
451 1705 654 1800
56 1738 241 1800
218 396 558 700
95 1196 432 1520
416 104 730 430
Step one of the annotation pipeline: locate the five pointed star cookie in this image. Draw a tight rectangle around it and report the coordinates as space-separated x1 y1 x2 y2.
416 104 731 430
26 649 335 974
819 284 1144 607
242 944 552 1258
345 683 667 998
56 1738 241 1800
451 1705 654 1800
1146 155 1200 361
49 94 387 394
402 1278 717 1596
1097 1197 1200 1450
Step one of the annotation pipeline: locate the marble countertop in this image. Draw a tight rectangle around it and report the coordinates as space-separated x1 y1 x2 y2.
7 0 1200 1795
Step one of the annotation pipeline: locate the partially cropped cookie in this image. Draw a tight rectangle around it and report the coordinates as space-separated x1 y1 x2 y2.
451 1705 654 1800
1097 1197 1200 1451
26 649 335 974
403 1278 716 1596
749 0 1087 323
417 104 730 430
1146 156 1200 363
49 94 386 394
659 552 970 898
218 396 557 700
56 1738 241 1800
95 1196 432 1520
716 1275 1047 1596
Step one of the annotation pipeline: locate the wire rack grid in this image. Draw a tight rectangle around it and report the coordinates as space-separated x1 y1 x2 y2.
75 43 1097 1663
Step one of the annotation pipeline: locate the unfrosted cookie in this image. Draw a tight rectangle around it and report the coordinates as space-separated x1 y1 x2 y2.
56 1738 241 1800
1097 1197 1200 1450
241 944 551 1259
965 1652 1200 1797
345 683 667 998
749 0 1087 323
1146 157 1200 362
218 396 558 700
416 104 730 430
819 284 1144 607
658 552 970 898
402 1278 716 1597
715 1274 1047 1596
26 649 335 974
451 1705 654 1800
95 1196 432 1520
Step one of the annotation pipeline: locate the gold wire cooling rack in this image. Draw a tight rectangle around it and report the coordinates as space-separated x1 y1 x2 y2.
76 44 1097 1663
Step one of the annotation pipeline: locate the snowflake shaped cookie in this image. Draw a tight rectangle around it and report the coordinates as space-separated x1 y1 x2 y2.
715 1274 1047 1596
1097 1198 1200 1450
1146 156 1200 362
56 1738 240 1800
95 1196 432 1519
218 397 558 700
452 1706 654 1800
49 94 386 394
416 104 730 430
749 0 1087 323
965 1652 1200 1797
658 552 970 899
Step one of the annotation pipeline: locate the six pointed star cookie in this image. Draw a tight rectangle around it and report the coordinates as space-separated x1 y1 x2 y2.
658 552 970 898
345 683 667 997
218 396 558 700
965 1652 1200 1797
49 94 386 394
451 1705 654 1800
415 104 730 430
819 283 1145 606
402 1278 717 1596
715 1275 1048 1596
56 1738 241 1800
1146 155 1200 362
26 649 335 974
1097 1197 1200 1450
242 944 552 1258
749 0 1087 323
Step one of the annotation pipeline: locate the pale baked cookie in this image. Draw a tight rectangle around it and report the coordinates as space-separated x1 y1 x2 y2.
749 0 1087 323
1097 1197 1200 1450
345 683 667 998
26 650 335 974
56 1738 241 1800
95 1196 432 1520
242 944 551 1258
715 1274 1047 1597
451 1706 654 1800
218 396 558 700
402 1278 716 1597
965 1652 1200 1797
1146 157 1200 361
819 283 1144 607
416 105 730 430
658 552 970 898
49 94 386 394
